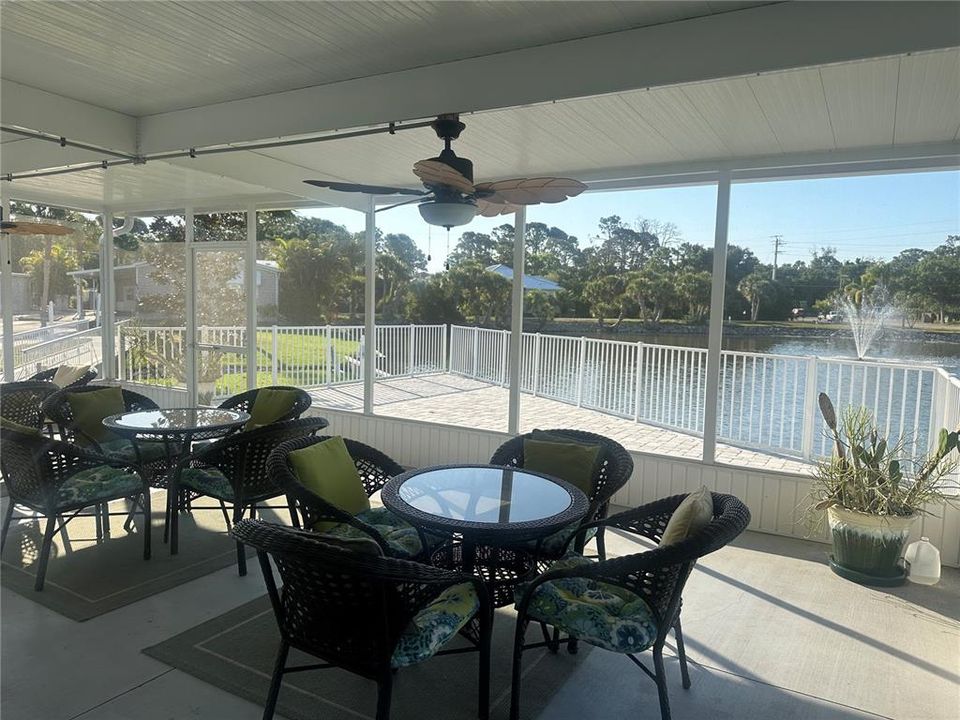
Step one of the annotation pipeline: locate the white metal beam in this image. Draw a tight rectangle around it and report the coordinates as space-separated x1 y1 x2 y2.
0 138 107 176
245 204 258 391
137 2 960 154
702 172 732 464
100 211 116 380
363 196 376 415
508 207 526 436
0 190 13 379
1 80 137 157
185 208 197 406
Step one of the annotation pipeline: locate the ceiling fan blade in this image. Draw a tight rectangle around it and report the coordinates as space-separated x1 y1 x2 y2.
412 160 476 195
304 180 427 196
474 177 587 206
376 195 433 213
475 198 521 218
1 221 75 236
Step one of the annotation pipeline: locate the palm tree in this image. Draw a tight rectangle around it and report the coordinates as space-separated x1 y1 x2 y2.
738 271 771 321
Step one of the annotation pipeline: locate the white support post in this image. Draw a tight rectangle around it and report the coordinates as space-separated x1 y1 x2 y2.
185 207 197 406
271 326 279 384
702 170 732 464
442 323 449 372
408 324 416 377
634 342 644 423
801 356 819 459
0 192 13 380
363 195 376 415
576 336 586 407
508 207 526 435
472 326 479 377
532 333 541 397
245 204 258 390
324 325 332 386
100 211 116 380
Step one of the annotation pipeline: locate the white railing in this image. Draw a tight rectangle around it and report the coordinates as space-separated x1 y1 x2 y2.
449 324 956 461
118 324 447 398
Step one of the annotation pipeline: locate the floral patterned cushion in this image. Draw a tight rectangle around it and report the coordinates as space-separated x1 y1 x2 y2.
326 507 426 559
526 523 598 556
179 466 234 500
391 582 480 668
100 438 170 465
517 551 659 654
56 465 143 507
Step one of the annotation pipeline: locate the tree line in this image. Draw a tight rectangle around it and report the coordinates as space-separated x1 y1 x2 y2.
9 202 959 329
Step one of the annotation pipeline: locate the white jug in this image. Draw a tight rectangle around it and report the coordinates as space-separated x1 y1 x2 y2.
904 537 941 586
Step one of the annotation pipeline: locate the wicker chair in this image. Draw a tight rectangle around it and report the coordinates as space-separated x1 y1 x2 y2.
510 491 751 720
215 386 312 423
269 435 432 560
0 381 59 431
0 425 151 590
232 519 492 720
40 385 169 478
29 366 98 389
168 416 328 575
489 429 634 561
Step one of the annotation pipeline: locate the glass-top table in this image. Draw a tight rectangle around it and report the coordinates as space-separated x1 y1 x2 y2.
382 464 589 607
103 408 250 437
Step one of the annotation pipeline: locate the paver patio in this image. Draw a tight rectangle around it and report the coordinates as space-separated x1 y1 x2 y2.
308 373 814 475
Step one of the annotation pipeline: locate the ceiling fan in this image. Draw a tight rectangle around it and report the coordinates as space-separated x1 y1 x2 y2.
0 210 75 236
304 113 587 230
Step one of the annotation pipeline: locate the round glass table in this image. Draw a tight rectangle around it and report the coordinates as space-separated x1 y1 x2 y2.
382 464 589 606
103 408 251 442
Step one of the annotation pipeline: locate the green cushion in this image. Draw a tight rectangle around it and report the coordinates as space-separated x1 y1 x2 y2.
99 438 170 465
525 523 598 556
0 416 42 435
56 465 143 508
179 466 234 500
391 581 480 668
517 551 658 654
65 387 125 445
326 506 426 559
660 486 713 546
523 431 601 496
313 531 384 557
246 389 298 430
288 436 369 530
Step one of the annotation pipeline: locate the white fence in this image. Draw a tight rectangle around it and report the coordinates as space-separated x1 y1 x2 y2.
449 325 957 461
118 324 447 400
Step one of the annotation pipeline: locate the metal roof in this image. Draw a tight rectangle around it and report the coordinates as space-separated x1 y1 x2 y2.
486 264 562 292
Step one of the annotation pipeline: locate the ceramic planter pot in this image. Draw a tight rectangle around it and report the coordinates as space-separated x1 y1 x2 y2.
827 506 915 586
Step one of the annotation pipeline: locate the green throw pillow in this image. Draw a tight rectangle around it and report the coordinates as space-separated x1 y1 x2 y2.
523 430 601 496
246 389 298 430
65 386 124 446
287 436 370 530
660 486 713 546
0 416 42 435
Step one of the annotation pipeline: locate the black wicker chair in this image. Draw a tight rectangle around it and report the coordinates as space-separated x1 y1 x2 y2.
0 381 59 431
490 429 634 561
232 519 492 720
29 366 98 389
269 435 432 560
215 386 312 424
510 491 751 720
40 385 169 478
0 425 151 590
168 416 328 575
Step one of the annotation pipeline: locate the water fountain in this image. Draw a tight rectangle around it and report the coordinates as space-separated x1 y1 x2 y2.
839 286 896 360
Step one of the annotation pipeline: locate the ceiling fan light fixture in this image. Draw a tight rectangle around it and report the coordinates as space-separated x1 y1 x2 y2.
418 200 475 230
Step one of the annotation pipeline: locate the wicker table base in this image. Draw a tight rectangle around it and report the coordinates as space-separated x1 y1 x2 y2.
431 540 537 609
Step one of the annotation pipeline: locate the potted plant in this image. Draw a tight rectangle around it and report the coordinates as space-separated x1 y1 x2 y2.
807 393 958 586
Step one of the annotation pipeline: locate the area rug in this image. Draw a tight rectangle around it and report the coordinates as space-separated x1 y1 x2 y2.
144 595 593 720
0 494 290 621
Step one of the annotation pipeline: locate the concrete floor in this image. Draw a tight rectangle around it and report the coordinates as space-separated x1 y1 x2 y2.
309 373 813 475
2 512 956 720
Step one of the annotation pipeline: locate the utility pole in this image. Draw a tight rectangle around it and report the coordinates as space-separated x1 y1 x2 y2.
771 235 783 280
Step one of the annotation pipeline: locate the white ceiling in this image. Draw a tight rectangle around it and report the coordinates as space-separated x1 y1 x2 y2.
0 1 957 212
0 0 766 116
252 48 960 185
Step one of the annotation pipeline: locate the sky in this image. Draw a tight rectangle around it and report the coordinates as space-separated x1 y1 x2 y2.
303 170 960 274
